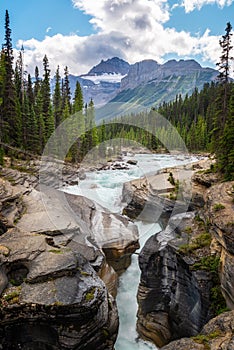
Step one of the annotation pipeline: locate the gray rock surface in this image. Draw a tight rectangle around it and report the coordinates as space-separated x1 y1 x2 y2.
137 230 212 347
161 311 234 350
0 175 119 349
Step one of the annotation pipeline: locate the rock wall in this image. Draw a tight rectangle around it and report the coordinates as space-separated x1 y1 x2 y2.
129 167 234 348
0 171 120 349
161 310 234 350
204 181 234 309
137 221 213 347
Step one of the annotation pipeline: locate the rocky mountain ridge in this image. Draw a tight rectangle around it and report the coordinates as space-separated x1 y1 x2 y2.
86 57 130 76
54 57 218 108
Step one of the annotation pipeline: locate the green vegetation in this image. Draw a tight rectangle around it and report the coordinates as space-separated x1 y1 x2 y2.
167 172 175 186
213 203 226 211
211 285 229 315
0 12 233 183
192 256 220 273
179 232 212 254
48 249 63 254
85 287 96 302
3 287 21 304
192 330 222 349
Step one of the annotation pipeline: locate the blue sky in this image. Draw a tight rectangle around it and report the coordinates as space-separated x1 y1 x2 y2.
0 0 233 76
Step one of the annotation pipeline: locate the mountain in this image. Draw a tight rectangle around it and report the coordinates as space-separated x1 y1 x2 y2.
52 57 218 109
85 57 130 76
111 59 218 107
65 57 130 106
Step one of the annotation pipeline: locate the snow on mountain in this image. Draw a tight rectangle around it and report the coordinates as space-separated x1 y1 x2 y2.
80 73 127 85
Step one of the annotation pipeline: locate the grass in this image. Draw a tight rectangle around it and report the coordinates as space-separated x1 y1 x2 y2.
213 203 225 212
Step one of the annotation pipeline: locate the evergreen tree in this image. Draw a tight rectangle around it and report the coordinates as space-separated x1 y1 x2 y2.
216 22 233 124
214 22 234 175
73 81 83 113
71 80 84 162
33 66 40 101
219 83 234 180
41 55 54 142
62 66 71 113
2 10 18 145
0 52 6 145
53 66 62 128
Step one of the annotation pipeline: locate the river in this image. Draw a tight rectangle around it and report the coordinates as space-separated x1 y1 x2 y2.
64 153 202 350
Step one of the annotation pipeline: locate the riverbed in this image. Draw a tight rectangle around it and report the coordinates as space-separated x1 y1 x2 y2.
63 153 203 350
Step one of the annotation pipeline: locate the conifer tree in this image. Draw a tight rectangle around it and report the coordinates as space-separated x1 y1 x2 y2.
33 66 40 101
71 80 84 162
2 10 18 145
41 55 54 142
53 66 62 128
216 22 233 124
73 81 83 113
214 22 234 175
62 66 71 113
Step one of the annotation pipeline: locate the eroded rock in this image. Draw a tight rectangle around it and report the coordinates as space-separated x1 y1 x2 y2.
0 226 119 350
161 311 234 350
137 232 211 347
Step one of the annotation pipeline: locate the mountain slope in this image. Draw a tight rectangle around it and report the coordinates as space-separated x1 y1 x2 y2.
111 59 217 107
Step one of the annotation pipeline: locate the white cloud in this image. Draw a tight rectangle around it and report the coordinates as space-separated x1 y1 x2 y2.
180 0 234 13
46 27 52 33
16 0 232 77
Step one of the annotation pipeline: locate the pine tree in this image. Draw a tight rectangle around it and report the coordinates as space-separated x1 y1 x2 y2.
219 83 234 180
62 66 71 114
53 66 62 128
33 66 40 101
2 10 18 145
25 74 38 151
0 52 6 146
71 80 84 162
41 55 54 142
214 22 234 175
216 22 233 125
73 81 83 113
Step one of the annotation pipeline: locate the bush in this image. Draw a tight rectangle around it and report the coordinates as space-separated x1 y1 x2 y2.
192 256 220 273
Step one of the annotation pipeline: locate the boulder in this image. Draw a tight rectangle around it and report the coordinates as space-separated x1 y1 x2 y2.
161 311 234 350
0 228 118 350
65 193 139 274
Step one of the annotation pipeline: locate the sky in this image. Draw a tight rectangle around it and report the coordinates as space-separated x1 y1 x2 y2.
0 0 233 77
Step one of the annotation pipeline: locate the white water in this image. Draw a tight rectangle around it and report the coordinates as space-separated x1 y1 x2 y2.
64 153 203 350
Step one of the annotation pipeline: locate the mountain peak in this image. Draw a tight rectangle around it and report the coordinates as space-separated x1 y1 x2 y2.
163 59 202 70
87 57 130 76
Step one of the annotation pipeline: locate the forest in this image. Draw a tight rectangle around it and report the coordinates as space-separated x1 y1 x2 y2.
0 10 233 180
